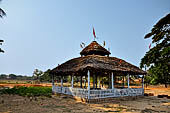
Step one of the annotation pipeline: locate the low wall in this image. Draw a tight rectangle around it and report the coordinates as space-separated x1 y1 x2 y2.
52 85 144 99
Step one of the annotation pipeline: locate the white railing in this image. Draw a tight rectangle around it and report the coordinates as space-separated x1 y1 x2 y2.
52 85 88 98
89 88 144 99
52 85 144 99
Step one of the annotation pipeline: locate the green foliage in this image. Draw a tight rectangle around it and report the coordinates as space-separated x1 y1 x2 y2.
39 69 51 82
2 86 52 97
33 69 43 83
140 13 170 87
0 0 6 53
0 74 33 80
0 0 6 18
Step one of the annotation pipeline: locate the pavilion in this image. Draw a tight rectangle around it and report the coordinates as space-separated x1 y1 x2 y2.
50 41 146 100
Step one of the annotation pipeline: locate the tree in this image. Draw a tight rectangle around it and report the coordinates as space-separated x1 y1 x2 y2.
0 8 6 18
33 69 44 83
140 13 170 87
39 69 52 82
0 0 6 53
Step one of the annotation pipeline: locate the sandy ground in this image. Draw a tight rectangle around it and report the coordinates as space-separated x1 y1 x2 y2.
0 85 170 113
145 85 170 96
0 94 170 113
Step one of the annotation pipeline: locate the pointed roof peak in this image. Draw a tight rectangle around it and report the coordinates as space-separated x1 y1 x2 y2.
80 41 111 56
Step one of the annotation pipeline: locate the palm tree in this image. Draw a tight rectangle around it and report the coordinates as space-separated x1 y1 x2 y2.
0 0 6 18
0 8 6 18
0 0 6 53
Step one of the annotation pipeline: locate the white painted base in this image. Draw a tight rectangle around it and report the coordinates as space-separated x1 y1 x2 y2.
52 85 144 99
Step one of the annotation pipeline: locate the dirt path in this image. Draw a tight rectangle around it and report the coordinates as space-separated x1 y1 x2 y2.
0 85 170 113
0 94 170 113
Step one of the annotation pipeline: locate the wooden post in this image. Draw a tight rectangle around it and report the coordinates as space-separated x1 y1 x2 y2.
80 76 82 88
93 74 95 89
95 75 97 89
71 75 74 88
98 76 100 88
110 74 112 89
123 76 125 88
85 76 87 88
142 75 144 88
88 70 90 99
112 72 114 89
127 74 130 88
102 77 103 87
142 75 145 95
52 74 54 86
61 76 63 87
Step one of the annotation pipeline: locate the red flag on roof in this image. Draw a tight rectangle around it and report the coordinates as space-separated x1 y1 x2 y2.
93 27 96 38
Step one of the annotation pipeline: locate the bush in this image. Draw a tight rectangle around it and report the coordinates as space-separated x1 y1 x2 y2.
2 86 52 97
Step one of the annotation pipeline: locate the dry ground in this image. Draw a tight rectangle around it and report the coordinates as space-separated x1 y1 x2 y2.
0 84 170 113
0 94 170 113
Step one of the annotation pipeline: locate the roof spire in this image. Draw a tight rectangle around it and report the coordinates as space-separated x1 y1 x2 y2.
80 41 111 56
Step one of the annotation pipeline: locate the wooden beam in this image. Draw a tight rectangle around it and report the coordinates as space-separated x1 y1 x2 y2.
98 76 100 88
127 74 130 88
88 70 90 99
71 75 74 88
61 76 63 87
123 76 125 88
52 74 54 86
93 74 95 89
80 76 82 88
95 75 97 89
142 75 144 89
112 72 114 89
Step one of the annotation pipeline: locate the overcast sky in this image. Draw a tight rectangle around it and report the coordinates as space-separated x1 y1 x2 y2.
0 0 170 76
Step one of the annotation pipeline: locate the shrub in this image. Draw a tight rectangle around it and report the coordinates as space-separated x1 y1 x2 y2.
2 86 52 97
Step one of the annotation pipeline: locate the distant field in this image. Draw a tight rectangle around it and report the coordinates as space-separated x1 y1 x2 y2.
0 79 33 84
0 80 51 88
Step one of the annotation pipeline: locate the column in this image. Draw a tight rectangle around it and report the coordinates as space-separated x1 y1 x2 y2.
52 74 54 86
142 75 144 88
88 70 90 99
142 75 145 95
95 75 97 89
71 75 74 88
80 76 82 88
123 76 125 88
127 74 130 88
93 74 95 89
98 76 100 88
61 76 63 87
85 76 87 88
112 72 114 89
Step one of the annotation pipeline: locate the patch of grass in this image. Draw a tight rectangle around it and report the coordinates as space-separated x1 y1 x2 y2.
1 86 52 97
103 104 112 108
55 105 66 108
0 80 34 84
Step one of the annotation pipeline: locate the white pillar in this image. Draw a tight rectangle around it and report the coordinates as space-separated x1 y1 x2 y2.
112 72 114 89
61 76 63 87
71 75 74 88
127 74 130 88
87 70 90 99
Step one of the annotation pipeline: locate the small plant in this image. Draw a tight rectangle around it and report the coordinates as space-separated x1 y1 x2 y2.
2 86 52 97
